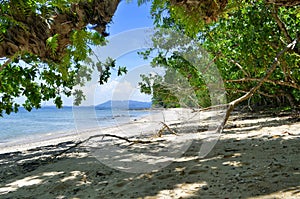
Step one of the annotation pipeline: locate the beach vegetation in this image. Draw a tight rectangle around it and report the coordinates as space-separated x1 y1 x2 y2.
0 0 299 117
0 0 121 116
139 0 300 111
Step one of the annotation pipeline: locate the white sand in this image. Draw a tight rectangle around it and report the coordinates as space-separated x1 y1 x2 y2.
0 109 299 198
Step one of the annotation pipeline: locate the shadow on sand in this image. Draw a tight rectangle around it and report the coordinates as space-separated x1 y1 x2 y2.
0 110 299 199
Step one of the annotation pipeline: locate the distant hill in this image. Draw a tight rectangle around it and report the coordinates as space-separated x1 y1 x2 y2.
95 100 152 110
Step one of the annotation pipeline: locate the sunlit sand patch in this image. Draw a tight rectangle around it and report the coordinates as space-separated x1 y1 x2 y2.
173 156 198 162
0 175 43 194
247 185 300 199
144 182 208 199
42 171 64 177
61 171 82 182
222 160 247 167
0 171 64 195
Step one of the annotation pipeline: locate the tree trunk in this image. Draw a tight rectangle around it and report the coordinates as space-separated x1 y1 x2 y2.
0 0 120 62
219 36 299 131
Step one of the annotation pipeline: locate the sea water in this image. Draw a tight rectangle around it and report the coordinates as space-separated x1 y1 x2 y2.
0 106 150 143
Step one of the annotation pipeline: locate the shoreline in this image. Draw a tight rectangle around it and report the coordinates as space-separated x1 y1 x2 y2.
0 107 154 151
0 107 226 155
0 109 299 198
0 108 160 154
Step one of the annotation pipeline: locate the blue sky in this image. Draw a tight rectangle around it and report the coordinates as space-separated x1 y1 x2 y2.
62 0 156 106
108 0 154 35
0 1 157 107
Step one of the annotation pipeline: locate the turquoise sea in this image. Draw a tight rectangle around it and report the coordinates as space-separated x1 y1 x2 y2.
0 106 150 143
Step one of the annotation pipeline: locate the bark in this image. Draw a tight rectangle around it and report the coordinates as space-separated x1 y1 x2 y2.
266 0 300 7
169 0 299 23
226 78 300 90
170 0 229 23
0 0 120 62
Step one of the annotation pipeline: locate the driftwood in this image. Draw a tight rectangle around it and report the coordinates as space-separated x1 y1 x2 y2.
52 36 299 159
52 131 168 158
155 122 178 137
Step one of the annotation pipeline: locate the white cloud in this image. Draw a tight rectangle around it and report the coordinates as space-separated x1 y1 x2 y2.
112 80 151 102
94 80 118 105
112 80 135 100
72 78 151 107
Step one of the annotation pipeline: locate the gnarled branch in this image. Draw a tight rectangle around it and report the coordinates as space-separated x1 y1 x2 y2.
225 78 300 90
266 0 300 7
218 36 299 133
0 0 120 63
229 59 250 77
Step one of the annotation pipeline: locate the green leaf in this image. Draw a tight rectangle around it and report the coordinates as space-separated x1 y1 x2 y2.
46 34 59 55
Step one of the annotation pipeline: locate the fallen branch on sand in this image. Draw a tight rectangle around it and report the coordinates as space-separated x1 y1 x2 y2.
155 122 178 137
52 120 182 158
52 37 299 159
51 123 178 158
51 134 154 158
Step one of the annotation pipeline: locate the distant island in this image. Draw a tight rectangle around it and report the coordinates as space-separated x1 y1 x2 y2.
95 100 152 110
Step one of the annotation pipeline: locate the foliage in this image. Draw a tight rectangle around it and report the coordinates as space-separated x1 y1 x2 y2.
94 57 128 85
139 0 300 108
138 30 215 108
1 0 299 116
203 1 300 106
0 0 121 116
138 0 243 37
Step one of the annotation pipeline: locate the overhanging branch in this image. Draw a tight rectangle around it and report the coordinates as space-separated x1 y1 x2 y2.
0 0 120 62
225 78 300 90
230 36 299 106
266 0 300 7
217 36 299 133
229 59 250 77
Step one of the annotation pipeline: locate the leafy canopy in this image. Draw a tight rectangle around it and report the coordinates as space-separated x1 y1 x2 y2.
139 0 300 108
0 0 123 116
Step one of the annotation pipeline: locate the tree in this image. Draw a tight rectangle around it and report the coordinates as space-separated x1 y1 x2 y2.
138 29 216 108
0 0 121 116
139 0 299 109
1 0 299 117
137 0 300 137
139 0 300 36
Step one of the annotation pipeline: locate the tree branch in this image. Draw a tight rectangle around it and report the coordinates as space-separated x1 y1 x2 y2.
217 36 299 133
0 58 11 72
225 78 300 90
271 6 300 55
229 59 250 77
52 122 181 158
266 0 300 7
271 6 292 43
225 87 295 106
156 122 178 137
0 0 120 61
52 133 156 158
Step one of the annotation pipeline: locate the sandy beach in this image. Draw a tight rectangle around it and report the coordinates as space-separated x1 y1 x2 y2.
0 108 299 199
